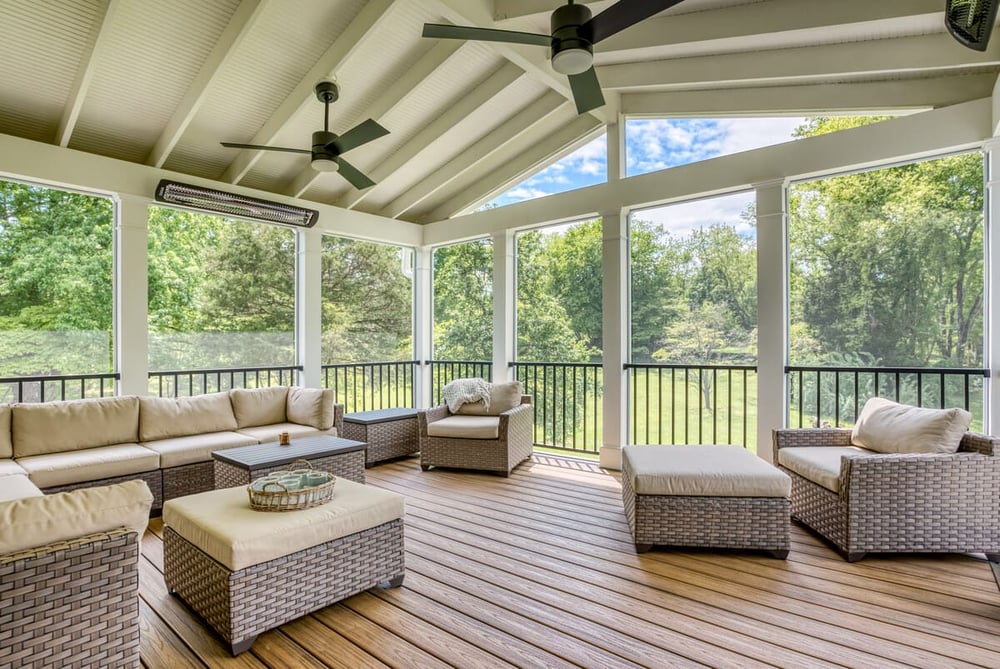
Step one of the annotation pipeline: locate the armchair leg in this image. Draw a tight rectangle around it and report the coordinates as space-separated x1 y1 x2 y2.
985 553 1000 563
845 551 866 563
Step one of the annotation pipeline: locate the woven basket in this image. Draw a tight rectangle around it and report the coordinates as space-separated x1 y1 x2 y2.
247 459 336 512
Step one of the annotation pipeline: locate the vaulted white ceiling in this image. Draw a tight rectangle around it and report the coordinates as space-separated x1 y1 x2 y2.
0 0 997 225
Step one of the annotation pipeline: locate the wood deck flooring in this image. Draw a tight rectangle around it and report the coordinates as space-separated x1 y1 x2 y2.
139 454 1000 668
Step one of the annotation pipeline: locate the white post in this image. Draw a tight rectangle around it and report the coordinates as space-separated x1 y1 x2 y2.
600 209 628 469
492 230 515 383
413 246 433 408
116 194 150 396
755 179 788 462
296 228 323 388
986 141 1000 434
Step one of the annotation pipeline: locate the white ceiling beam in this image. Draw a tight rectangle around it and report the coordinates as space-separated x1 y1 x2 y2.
331 62 526 208
493 1 609 22
146 0 266 168
382 91 569 219
284 40 465 199
620 74 998 116
220 0 399 185
419 113 603 222
599 34 1000 91
55 0 119 147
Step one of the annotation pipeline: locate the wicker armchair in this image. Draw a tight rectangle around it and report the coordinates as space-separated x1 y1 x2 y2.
419 395 533 476
773 428 1000 562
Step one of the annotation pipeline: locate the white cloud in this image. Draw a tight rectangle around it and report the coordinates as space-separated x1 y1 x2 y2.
632 191 756 238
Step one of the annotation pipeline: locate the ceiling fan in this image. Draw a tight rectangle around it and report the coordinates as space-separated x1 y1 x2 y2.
220 81 388 190
422 0 685 115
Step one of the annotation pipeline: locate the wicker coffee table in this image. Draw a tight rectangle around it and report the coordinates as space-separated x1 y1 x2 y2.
342 408 419 466
213 435 366 488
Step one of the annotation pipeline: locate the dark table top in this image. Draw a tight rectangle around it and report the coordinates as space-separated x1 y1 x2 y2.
212 435 366 468
343 407 420 425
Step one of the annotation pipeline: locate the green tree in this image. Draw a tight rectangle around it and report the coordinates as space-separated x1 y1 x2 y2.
432 239 493 361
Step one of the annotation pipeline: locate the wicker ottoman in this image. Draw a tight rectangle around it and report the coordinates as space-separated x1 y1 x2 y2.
162 480 405 655
621 445 791 558
342 408 420 466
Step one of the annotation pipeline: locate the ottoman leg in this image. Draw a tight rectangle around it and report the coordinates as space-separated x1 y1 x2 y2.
231 635 257 656
385 574 404 588
635 543 652 553
770 549 789 559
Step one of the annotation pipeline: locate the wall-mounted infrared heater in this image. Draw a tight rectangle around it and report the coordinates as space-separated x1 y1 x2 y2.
154 180 319 228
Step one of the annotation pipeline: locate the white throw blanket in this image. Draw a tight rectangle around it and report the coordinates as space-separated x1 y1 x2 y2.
442 378 491 413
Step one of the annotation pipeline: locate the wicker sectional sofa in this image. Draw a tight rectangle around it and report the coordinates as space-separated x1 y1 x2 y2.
0 386 344 511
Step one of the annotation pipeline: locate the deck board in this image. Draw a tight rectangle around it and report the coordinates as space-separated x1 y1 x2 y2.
139 454 1000 668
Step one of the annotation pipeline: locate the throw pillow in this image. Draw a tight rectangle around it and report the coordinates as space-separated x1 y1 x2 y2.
456 381 523 416
850 396 970 455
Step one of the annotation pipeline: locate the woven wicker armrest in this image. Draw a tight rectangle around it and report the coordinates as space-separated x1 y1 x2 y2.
959 431 1000 456
333 403 345 435
841 451 1000 502
0 526 135 565
497 402 532 439
418 406 450 437
772 428 852 460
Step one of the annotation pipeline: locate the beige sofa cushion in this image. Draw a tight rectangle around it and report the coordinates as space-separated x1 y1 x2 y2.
777 446 874 493
235 422 335 444
427 416 500 439
140 392 238 441
143 431 258 468
0 479 153 555
163 479 404 571
622 444 791 498
456 381 523 416
851 397 971 455
0 404 11 458
230 387 288 428
12 396 139 457
286 387 334 430
0 474 43 502
0 459 26 477
17 444 159 489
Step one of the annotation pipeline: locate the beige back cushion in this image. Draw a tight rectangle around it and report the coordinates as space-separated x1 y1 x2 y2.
0 404 10 458
456 381 523 416
139 392 238 442
851 397 971 455
12 396 140 458
230 387 288 428
0 479 153 555
286 387 334 430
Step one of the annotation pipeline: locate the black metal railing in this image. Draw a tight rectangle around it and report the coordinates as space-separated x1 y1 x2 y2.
786 365 989 430
427 360 493 405
149 366 301 397
322 361 417 413
0 372 120 403
627 363 758 450
513 361 603 454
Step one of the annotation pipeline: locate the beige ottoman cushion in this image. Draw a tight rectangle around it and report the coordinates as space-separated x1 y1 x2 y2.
777 446 874 493
623 445 790 498
163 479 404 571
17 444 160 489
427 416 500 439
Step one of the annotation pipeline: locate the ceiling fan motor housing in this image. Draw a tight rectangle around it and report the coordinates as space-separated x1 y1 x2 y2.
311 130 340 171
551 2 594 75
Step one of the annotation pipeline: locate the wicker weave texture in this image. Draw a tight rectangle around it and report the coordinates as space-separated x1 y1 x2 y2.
344 418 419 465
621 465 790 553
213 450 365 488
0 529 141 669
163 461 215 501
163 519 404 655
42 469 163 510
419 403 533 475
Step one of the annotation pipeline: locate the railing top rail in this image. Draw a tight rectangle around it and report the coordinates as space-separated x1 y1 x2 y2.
626 363 757 371
149 365 302 375
324 361 418 367
785 365 989 376
424 359 491 365
511 361 603 368
0 372 120 383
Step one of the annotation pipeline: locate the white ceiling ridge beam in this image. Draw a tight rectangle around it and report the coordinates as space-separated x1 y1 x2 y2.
620 74 999 116
329 62 526 209
284 39 466 199
420 114 603 222
220 0 400 185
421 97 991 245
599 34 1000 91
594 0 942 56
55 0 120 147
493 1 608 23
382 92 569 219
146 0 267 168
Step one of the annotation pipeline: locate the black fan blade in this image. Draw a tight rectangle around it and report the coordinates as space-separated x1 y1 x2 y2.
220 142 310 154
328 119 389 155
946 0 1000 51
423 23 550 46
336 157 376 190
586 0 686 44
568 67 605 115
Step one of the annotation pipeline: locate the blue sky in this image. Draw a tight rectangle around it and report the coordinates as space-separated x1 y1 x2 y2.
485 117 807 213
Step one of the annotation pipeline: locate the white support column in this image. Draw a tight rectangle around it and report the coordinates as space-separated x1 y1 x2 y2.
492 230 516 383
413 247 434 408
755 179 788 462
600 209 629 469
986 141 1000 434
115 194 150 396
296 228 323 388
